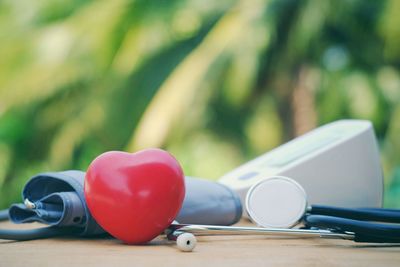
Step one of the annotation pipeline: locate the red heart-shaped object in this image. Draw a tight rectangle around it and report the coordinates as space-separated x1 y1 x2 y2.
84 149 185 244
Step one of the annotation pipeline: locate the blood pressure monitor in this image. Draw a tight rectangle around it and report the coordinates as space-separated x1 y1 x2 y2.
219 120 383 212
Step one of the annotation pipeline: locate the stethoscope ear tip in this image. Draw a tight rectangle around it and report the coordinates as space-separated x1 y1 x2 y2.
176 233 197 252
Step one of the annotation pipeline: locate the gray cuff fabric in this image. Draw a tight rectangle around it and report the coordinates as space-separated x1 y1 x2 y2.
176 177 242 225
8 170 104 236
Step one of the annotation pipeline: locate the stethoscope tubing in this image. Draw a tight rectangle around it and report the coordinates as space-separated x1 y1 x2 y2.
167 223 355 241
304 214 400 243
304 205 400 243
309 205 400 223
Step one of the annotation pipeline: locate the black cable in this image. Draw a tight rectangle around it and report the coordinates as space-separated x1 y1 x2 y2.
0 226 79 241
310 205 400 223
305 215 400 243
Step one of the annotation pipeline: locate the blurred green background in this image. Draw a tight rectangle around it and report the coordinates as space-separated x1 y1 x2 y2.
0 0 399 209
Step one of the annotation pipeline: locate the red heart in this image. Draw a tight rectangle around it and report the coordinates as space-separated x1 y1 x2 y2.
84 149 185 244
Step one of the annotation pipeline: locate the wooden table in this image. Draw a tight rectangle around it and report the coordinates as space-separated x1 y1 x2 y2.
1 221 399 267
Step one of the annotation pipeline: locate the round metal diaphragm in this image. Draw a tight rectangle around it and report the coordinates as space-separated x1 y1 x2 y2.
245 176 307 228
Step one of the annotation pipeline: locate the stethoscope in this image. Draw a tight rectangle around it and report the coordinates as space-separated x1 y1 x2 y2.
165 176 400 251
1 176 400 252
165 222 355 252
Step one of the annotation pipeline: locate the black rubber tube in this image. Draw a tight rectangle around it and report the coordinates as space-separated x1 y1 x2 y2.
0 226 79 241
310 205 400 223
305 215 400 243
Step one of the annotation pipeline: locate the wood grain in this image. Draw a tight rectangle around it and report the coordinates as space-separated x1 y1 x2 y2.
1 221 399 267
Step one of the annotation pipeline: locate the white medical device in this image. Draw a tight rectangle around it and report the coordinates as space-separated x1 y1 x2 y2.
218 120 383 212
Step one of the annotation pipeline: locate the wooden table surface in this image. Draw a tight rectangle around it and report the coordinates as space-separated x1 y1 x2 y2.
1 220 399 267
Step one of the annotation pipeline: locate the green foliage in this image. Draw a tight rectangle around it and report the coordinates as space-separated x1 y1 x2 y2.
0 0 399 208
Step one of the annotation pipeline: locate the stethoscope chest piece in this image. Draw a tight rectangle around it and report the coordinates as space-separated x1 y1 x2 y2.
246 176 307 228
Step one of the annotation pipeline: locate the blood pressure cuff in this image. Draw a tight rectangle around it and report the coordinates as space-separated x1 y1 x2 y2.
177 177 242 225
8 171 104 237
4 171 242 240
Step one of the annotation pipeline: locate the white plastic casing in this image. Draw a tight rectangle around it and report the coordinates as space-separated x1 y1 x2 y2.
219 120 383 216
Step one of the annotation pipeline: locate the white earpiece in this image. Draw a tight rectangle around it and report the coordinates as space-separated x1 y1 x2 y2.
176 232 197 252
